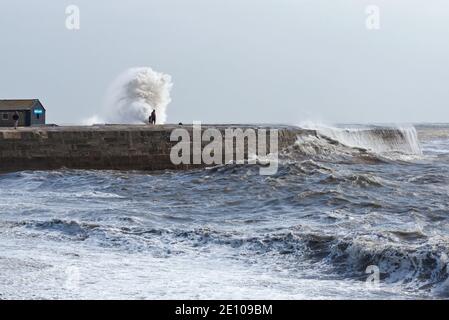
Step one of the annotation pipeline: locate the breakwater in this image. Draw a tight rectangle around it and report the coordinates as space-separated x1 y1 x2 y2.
0 125 309 173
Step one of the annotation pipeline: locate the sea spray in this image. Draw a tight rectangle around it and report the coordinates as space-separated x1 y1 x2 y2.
298 122 422 155
85 67 173 124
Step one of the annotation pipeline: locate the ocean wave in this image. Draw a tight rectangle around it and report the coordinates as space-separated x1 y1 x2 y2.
289 124 423 164
321 173 384 188
8 214 449 296
171 227 449 296
299 123 422 154
85 67 173 125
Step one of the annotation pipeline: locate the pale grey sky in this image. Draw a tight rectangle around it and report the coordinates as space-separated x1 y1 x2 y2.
0 0 448 124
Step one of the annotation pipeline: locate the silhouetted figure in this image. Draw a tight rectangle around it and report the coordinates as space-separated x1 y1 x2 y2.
149 109 156 125
12 111 19 129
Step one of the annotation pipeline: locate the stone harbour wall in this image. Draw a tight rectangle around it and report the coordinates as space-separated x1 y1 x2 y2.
0 125 311 173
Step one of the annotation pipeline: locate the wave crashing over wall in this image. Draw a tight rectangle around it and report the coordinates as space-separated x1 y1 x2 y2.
297 123 422 157
86 67 173 125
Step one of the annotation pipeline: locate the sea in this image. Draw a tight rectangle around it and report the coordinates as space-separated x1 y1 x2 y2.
1 124 449 299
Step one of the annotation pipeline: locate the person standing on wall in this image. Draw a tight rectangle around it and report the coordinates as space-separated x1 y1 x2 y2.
12 111 19 129
149 109 156 125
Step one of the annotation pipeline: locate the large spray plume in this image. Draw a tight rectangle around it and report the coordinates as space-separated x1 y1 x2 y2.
85 67 173 125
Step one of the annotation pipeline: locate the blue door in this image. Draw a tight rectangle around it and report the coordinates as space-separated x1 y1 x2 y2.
25 111 31 126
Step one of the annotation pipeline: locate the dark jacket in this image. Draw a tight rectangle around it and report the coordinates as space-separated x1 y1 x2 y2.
150 111 156 123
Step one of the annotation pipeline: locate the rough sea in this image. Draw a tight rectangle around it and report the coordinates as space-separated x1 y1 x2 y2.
1 124 449 299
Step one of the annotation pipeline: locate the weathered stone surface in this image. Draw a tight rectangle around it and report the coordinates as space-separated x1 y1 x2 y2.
0 124 313 173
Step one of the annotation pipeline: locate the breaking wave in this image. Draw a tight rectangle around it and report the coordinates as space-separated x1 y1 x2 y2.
292 123 422 161
13 218 449 296
85 67 173 125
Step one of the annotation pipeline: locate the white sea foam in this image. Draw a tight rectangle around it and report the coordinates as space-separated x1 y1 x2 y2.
298 122 422 155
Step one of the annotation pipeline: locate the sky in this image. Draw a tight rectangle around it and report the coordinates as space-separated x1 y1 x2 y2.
0 0 448 125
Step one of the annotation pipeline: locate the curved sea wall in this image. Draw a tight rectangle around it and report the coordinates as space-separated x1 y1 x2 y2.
0 125 310 173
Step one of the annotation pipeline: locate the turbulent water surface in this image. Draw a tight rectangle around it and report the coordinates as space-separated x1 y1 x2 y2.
1 124 449 299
